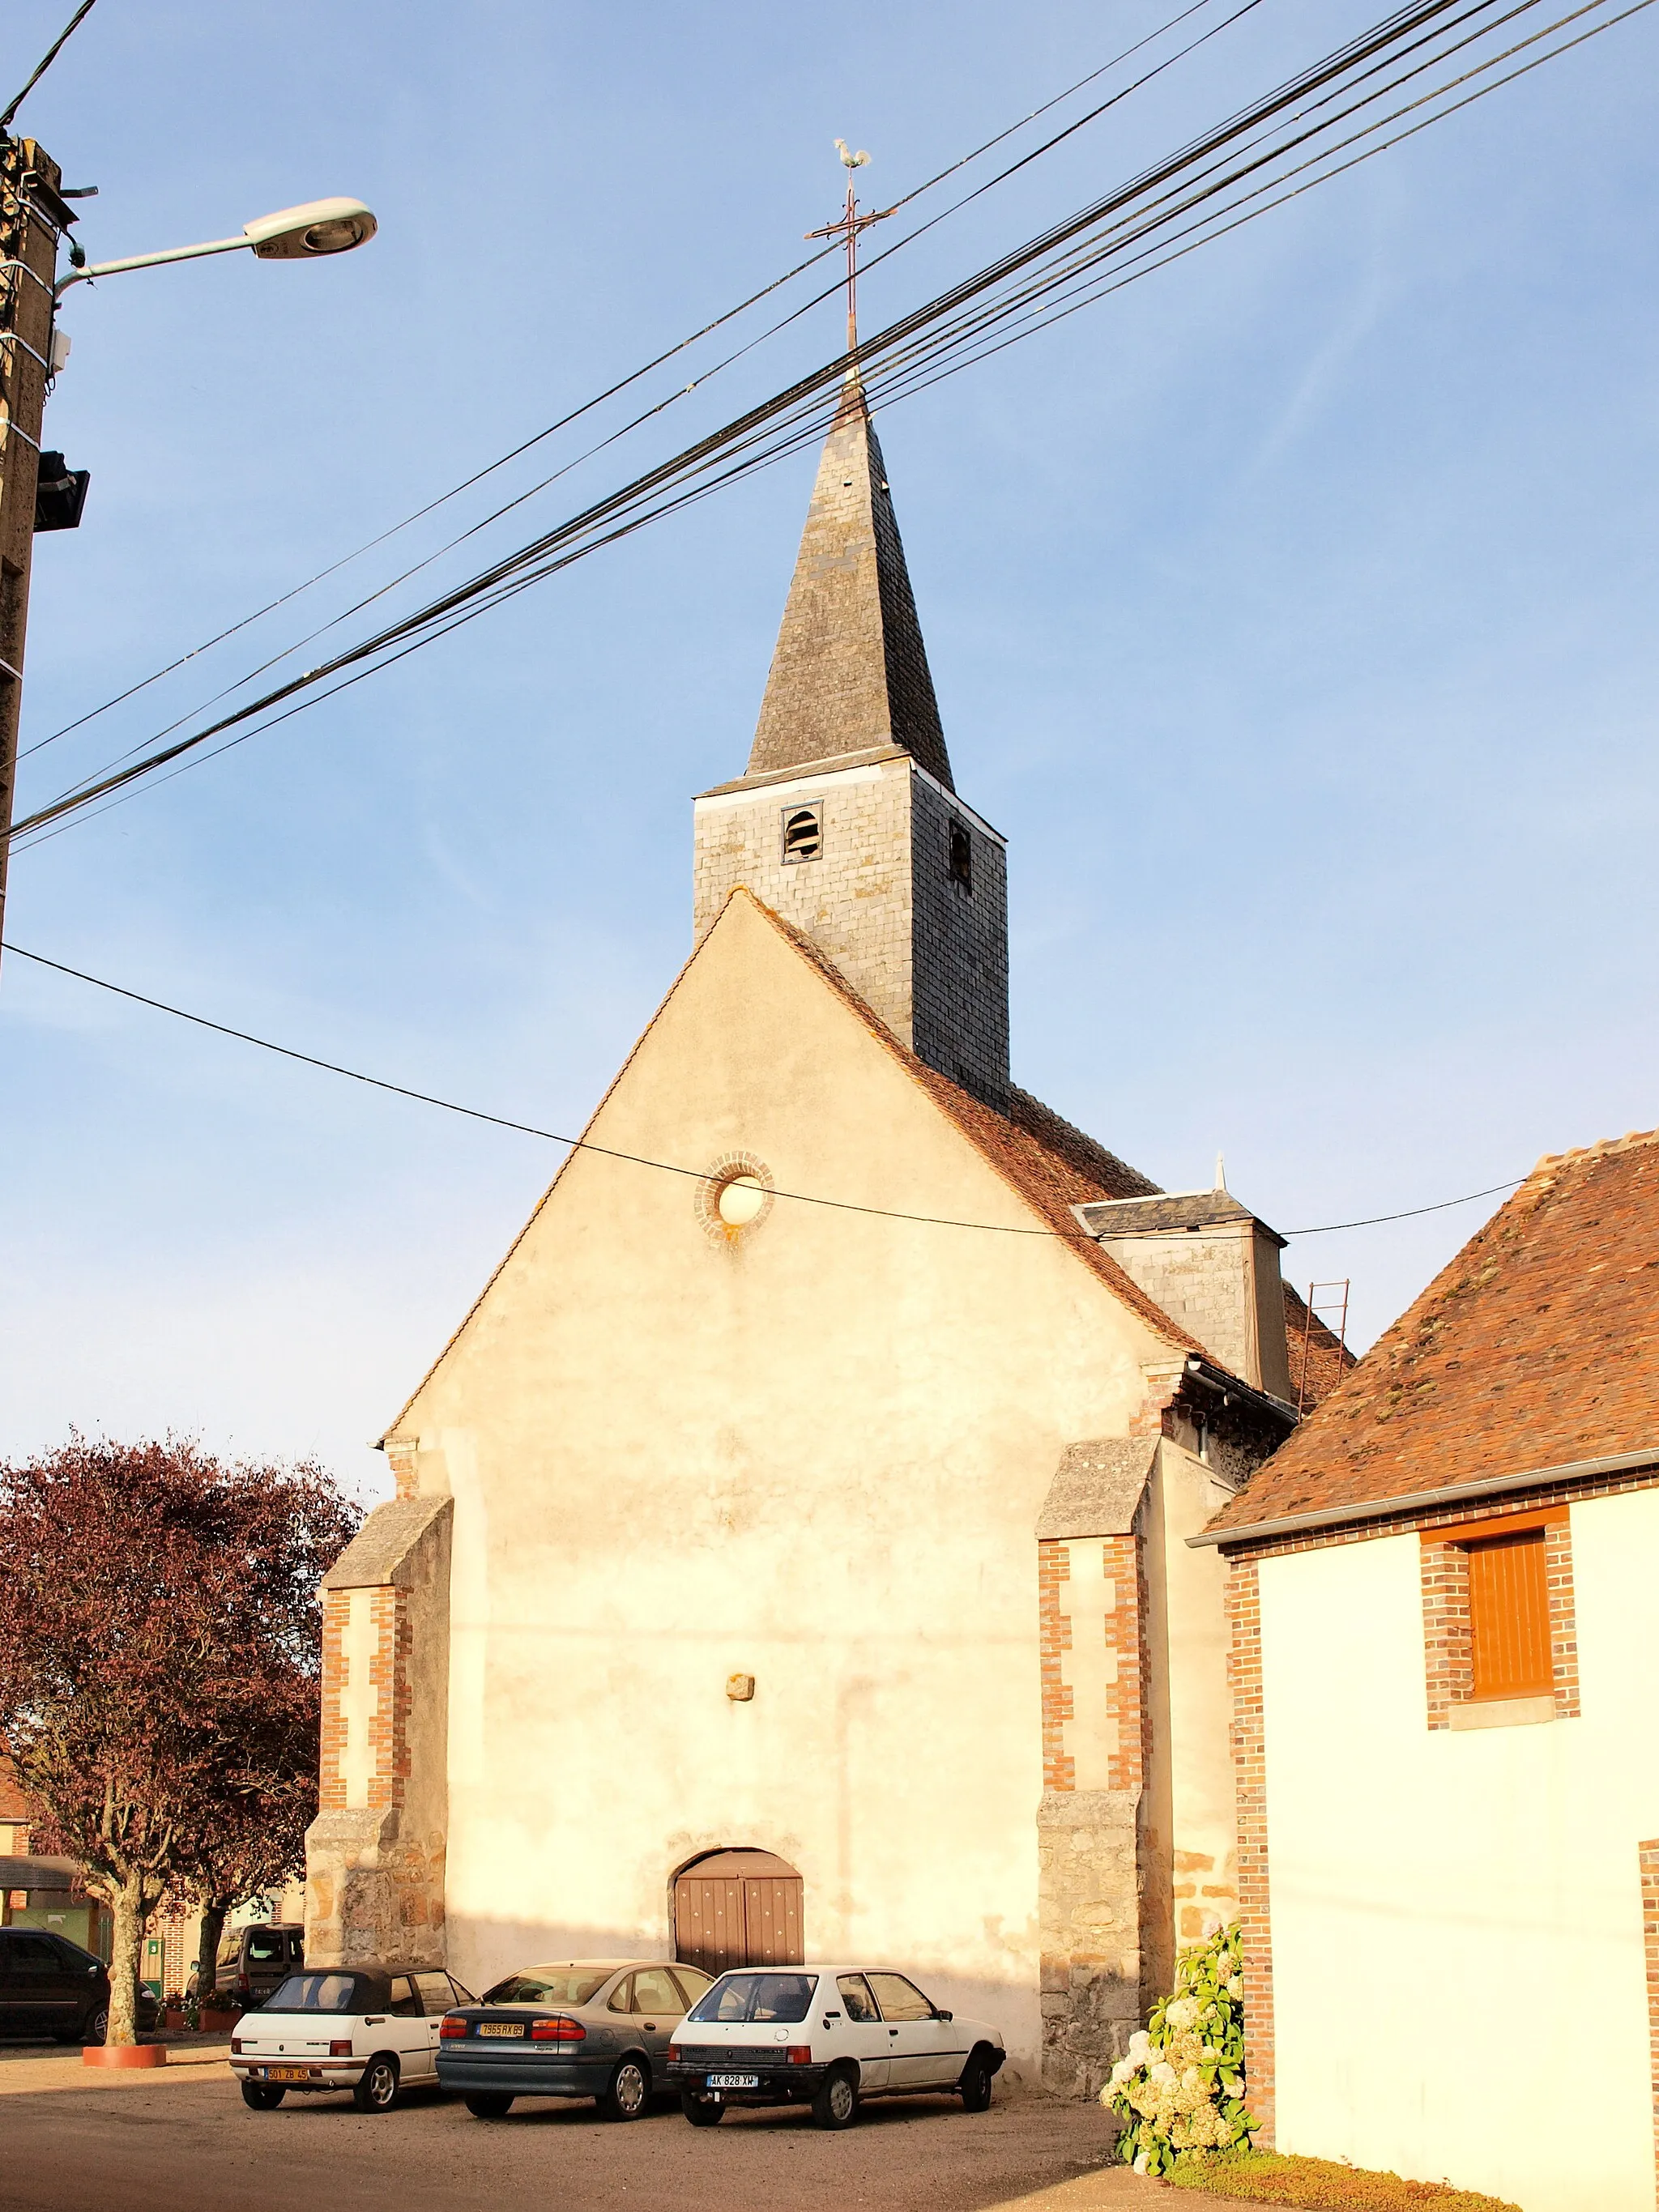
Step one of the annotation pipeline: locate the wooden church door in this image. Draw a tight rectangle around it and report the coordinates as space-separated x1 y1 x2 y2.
673 1850 804 1975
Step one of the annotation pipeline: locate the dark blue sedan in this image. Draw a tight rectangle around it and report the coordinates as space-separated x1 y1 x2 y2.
437 1958 715 2120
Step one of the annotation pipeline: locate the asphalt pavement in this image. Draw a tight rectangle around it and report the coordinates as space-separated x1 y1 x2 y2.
0 2039 1265 2212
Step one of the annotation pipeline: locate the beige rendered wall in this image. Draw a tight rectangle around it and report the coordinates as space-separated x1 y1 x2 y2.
395 894 1175 2073
1155 1447 1241 1944
1260 1490 1659 2212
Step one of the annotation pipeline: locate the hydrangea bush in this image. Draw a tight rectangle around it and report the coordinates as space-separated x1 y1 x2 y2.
1101 1922 1254 2176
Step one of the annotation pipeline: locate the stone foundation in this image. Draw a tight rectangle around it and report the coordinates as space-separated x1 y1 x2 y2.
1038 1787 1143 2099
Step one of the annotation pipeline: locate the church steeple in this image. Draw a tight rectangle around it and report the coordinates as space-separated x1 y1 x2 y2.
748 377 953 790
693 373 1009 1112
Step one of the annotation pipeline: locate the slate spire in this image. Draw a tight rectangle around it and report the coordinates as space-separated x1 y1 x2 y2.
747 377 953 790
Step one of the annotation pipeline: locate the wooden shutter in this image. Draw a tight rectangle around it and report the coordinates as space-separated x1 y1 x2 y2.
1467 1529 1550 1698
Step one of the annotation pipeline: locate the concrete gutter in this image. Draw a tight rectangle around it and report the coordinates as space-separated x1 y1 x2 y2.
1187 1445 1659 1549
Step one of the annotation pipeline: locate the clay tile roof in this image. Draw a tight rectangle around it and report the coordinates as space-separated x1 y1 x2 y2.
745 377 953 791
1206 1129 1659 1537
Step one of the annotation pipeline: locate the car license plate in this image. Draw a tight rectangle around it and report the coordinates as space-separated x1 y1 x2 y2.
478 2023 524 2039
267 2067 313 2083
707 2072 761 2088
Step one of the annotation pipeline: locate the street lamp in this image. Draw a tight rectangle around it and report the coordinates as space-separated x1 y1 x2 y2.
54 194 377 297
0 139 381 968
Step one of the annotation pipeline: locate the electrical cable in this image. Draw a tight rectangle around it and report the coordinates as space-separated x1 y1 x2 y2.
9 0 1541 843
1 939 1525 1243
12 0 1646 854
0 0 100 133
19 0 1249 766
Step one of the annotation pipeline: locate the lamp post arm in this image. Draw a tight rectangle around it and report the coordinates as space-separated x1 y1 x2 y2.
54 233 249 299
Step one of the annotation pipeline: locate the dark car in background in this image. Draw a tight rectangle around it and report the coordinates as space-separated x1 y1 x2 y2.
0 1926 159 2044
437 1958 715 2120
203 1924 305 2011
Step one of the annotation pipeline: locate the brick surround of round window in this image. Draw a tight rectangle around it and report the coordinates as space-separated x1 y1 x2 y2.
696 1153 775 1247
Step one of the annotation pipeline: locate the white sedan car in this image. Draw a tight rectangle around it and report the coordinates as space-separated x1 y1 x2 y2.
231 1963 476 2112
664 1964 1004 2129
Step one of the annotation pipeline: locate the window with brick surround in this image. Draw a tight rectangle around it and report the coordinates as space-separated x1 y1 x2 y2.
1419 1506 1580 1728
1467 1529 1550 1699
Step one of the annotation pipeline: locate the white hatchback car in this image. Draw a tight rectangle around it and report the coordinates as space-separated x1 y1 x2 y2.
664 1965 1004 2129
231 1963 476 2112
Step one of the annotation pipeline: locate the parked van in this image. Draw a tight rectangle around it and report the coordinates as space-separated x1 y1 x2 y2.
212 1924 305 2010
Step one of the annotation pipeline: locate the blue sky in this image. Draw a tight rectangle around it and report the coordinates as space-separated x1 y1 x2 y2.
3 0 1656 1500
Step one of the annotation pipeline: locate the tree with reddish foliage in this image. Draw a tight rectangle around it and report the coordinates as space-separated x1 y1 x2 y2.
0 1437 359 2044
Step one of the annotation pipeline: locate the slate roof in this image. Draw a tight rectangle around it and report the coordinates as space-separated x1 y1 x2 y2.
745 376 953 790
1205 1129 1659 1539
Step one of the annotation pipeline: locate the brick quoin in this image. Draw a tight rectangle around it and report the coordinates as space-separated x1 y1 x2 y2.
1641 1839 1659 2210
1226 1557 1274 2149
1038 1538 1075 1791
1102 1533 1145 1794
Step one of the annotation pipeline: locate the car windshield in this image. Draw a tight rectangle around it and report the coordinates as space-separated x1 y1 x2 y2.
482 1969 611 2008
264 1974 364 2014
687 1972 817 2024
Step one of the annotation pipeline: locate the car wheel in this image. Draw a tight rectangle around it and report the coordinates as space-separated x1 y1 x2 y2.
811 2065 859 2131
241 2083 287 2111
680 2091 725 2126
463 2091 514 2118
81 2004 109 2047
958 2047 996 2112
601 2056 650 2121
352 2054 400 2113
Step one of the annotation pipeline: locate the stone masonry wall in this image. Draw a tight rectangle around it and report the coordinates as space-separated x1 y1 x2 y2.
693 761 915 1048
1037 1528 1149 2098
910 769 1009 1110
694 757 1009 1108
306 1498 451 1970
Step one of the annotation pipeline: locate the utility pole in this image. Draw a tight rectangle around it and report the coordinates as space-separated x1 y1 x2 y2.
0 134 71 957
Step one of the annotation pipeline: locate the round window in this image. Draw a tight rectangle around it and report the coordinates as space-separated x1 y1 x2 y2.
716 1174 766 1228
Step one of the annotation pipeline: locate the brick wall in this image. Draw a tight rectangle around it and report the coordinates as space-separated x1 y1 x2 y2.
1640 1838 1659 2208
1226 1556 1275 2148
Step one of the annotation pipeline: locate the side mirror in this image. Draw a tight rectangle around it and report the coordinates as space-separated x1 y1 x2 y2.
935 2008 953 2022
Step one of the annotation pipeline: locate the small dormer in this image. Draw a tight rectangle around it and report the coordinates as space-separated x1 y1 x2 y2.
1073 1186 1294 1404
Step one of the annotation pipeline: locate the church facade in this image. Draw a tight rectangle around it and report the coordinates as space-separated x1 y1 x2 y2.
305 380 1345 2095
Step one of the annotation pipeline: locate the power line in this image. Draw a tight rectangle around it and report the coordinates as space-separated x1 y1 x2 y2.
0 0 100 133
2 940 1525 1244
12 0 1554 845
18 0 1249 770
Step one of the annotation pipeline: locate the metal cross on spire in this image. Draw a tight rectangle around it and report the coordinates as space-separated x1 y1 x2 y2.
806 139 896 360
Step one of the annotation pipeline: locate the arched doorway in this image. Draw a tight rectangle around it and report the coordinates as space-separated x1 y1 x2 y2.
673 1850 803 1975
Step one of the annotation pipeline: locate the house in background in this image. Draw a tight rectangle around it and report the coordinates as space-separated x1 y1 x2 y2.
305 376 1350 2097
1200 1127 1659 2212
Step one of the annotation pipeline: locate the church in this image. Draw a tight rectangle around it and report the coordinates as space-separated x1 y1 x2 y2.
305 375 1347 2095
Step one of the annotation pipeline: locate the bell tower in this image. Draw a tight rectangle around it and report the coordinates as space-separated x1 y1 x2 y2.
693 378 1010 1110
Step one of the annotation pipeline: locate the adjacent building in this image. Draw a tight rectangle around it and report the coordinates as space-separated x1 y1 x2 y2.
1200 1128 1659 2212
305 376 1347 2092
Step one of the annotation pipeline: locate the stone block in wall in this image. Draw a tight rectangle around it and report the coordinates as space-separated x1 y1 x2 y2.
1037 1787 1143 2100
